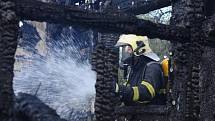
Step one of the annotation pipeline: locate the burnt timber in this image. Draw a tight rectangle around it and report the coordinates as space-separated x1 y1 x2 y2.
112 0 171 15
15 0 189 43
0 0 215 121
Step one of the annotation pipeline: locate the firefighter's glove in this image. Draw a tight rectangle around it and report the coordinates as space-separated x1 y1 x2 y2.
112 80 130 102
115 84 131 102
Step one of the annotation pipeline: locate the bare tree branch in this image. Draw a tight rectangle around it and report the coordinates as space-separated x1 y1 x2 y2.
15 0 189 43
113 0 171 15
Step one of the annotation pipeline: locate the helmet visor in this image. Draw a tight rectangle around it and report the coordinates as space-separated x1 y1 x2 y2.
119 45 133 67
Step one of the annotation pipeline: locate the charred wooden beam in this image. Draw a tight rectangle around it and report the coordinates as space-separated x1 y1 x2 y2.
0 0 19 120
135 20 190 42
15 0 189 43
115 105 168 115
113 0 171 15
15 93 67 121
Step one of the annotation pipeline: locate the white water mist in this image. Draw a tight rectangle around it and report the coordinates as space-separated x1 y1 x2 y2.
14 29 96 120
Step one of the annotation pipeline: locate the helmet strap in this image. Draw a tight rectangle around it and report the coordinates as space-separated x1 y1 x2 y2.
134 41 145 56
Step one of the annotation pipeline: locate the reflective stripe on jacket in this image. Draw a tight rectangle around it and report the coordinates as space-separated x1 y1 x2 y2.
122 55 165 105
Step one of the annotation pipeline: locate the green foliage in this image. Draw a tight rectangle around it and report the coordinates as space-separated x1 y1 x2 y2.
149 39 171 60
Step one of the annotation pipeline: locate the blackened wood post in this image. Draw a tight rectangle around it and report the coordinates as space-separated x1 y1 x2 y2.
0 0 19 120
170 0 205 121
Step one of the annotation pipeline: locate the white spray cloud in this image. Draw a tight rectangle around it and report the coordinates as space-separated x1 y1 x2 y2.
14 30 96 120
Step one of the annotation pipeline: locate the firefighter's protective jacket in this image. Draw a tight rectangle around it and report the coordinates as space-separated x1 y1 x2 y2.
121 55 165 105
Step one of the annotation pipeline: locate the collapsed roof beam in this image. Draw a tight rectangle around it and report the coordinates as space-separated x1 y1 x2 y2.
112 0 171 15
15 0 188 43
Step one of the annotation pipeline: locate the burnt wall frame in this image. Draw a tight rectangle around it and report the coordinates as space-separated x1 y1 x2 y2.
0 0 215 121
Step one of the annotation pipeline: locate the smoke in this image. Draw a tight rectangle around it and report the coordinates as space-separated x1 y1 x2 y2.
13 29 96 120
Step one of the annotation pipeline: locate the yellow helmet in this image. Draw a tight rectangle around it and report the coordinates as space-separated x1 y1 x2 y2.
115 34 160 61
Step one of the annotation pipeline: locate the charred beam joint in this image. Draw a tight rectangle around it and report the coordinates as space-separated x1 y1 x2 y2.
135 19 190 43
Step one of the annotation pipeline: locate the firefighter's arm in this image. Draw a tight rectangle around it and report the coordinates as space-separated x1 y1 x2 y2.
115 63 163 102
115 83 134 102
133 63 163 102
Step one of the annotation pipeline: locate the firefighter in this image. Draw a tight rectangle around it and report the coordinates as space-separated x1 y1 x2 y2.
114 34 166 105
